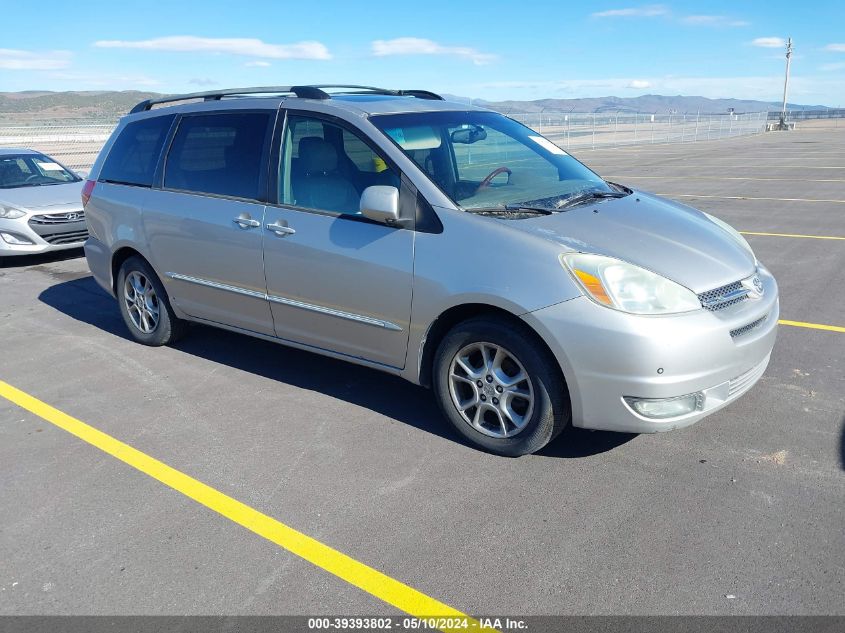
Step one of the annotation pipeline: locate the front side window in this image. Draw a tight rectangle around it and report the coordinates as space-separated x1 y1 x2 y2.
0 153 79 189
164 112 271 200
370 111 618 212
100 115 174 187
279 114 399 216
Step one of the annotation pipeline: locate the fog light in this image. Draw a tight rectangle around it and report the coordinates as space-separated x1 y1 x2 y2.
624 392 703 419
1 231 34 245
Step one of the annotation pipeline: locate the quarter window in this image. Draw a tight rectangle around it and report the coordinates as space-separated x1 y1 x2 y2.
164 112 271 200
100 115 174 187
279 115 398 216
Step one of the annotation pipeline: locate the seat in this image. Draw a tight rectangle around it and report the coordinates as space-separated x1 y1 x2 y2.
0 161 26 187
293 137 360 214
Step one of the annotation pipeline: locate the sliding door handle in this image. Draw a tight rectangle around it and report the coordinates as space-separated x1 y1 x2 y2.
266 222 296 236
233 215 260 229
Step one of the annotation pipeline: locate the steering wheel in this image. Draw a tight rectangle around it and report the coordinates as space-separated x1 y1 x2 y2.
24 174 42 183
475 166 512 193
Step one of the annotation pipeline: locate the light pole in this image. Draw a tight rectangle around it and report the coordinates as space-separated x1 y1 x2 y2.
780 37 793 129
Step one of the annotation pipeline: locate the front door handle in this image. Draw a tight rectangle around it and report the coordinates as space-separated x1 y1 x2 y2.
233 214 260 229
266 222 296 236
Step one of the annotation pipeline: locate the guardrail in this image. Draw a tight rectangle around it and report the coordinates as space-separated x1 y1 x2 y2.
0 111 769 172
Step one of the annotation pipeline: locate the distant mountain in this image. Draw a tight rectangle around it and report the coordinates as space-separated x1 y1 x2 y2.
0 91 160 121
444 93 829 114
0 90 830 122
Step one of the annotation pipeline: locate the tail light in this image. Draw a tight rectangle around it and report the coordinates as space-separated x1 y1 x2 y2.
81 179 96 208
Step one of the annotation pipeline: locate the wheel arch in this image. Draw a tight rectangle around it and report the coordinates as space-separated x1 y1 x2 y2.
111 246 152 295
418 303 568 398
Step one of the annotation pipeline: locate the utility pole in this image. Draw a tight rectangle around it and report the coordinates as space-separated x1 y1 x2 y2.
780 37 793 129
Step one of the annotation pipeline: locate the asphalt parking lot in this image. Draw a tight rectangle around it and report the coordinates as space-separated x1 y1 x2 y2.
1 121 843 619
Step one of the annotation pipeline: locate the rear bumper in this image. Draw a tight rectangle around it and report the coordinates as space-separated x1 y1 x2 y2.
523 265 779 433
84 235 114 295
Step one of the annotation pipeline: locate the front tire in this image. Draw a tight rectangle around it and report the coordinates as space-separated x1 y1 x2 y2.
116 256 186 346
433 316 570 456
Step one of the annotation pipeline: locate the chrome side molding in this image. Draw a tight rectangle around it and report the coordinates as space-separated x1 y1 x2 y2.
165 272 403 331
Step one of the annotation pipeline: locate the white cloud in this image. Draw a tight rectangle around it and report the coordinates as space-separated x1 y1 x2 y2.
371 37 496 65
627 80 652 89
682 15 749 27
93 36 331 60
188 78 218 86
825 43 845 52
751 37 786 48
245 60 271 67
0 48 72 70
591 5 668 18
820 62 845 72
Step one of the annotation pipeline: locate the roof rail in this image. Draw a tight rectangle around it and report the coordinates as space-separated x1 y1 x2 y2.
129 84 444 114
307 85 444 100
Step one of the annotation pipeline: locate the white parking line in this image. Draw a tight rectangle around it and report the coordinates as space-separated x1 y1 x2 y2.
655 194 845 203
620 176 845 183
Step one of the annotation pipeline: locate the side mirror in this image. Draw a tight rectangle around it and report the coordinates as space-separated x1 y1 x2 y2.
360 186 400 225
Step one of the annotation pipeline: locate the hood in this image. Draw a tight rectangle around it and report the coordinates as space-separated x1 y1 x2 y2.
0 180 84 211
510 191 756 293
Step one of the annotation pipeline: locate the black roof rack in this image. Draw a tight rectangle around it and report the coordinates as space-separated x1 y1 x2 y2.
129 85 444 114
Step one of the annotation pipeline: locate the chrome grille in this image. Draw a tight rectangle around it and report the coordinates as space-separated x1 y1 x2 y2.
730 315 767 338
29 211 85 225
698 280 748 311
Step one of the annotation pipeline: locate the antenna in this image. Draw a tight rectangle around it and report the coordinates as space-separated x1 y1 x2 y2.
779 37 793 129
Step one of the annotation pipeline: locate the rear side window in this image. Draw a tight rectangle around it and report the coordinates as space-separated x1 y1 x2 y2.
100 115 174 187
163 112 271 200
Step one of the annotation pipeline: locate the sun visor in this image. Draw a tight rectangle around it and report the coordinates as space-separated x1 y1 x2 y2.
384 126 442 150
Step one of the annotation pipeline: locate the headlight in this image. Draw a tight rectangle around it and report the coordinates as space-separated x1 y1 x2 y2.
703 212 755 261
561 253 701 315
0 206 26 219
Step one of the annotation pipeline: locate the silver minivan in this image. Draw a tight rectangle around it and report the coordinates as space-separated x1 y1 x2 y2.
83 85 778 456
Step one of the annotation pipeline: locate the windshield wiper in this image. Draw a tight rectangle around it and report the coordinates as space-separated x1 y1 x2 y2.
468 205 554 216
556 190 627 209
503 204 554 215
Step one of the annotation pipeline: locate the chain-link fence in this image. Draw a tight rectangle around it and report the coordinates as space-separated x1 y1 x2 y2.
509 111 769 150
769 108 845 122
0 121 117 172
0 111 771 172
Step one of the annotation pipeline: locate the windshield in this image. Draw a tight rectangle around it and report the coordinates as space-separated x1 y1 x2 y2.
0 153 80 189
370 111 617 211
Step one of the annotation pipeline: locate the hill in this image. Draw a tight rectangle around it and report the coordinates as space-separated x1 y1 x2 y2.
0 91 161 123
445 93 828 114
0 90 830 124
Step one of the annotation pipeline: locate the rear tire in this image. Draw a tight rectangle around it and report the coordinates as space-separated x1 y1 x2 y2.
433 316 570 456
116 256 186 346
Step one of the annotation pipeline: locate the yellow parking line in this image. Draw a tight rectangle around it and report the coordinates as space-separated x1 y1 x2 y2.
740 231 845 240
778 320 845 333
0 380 486 631
656 194 845 203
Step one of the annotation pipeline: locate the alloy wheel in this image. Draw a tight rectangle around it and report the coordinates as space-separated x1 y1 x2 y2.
448 341 535 438
123 271 160 334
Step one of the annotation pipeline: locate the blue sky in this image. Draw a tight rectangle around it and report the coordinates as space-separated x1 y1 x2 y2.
2 0 844 105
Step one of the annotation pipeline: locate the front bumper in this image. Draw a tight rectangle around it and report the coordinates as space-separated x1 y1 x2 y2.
0 211 88 255
523 265 779 433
